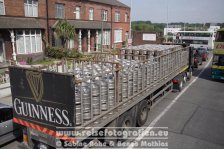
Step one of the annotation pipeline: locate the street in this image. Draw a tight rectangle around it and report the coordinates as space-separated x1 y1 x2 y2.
128 57 224 149
1 57 224 149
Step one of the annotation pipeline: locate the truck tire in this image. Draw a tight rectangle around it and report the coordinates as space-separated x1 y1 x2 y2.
117 111 135 142
136 100 149 127
187 68 193 80
194 62 198 68
177 79 184 92
183 73 187 84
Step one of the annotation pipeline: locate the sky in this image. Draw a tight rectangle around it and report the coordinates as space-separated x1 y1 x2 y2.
120 0 224 23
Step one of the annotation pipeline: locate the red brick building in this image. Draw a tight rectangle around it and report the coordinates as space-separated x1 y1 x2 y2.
132 31 163 46
0 0 130 63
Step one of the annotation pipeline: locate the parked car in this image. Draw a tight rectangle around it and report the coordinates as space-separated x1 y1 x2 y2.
0 103 22 146
194 50 203 68
197 47 209 61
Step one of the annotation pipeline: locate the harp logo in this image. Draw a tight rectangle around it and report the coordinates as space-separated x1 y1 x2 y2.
26 71 44 102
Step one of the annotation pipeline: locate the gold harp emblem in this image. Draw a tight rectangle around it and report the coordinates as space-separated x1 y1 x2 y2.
26 71 44 102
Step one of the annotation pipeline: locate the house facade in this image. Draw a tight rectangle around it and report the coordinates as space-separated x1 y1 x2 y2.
0 0 130 63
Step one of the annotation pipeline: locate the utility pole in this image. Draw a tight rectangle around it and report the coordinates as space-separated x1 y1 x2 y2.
129 0 132 39
166 0 169 42
101 10 104 54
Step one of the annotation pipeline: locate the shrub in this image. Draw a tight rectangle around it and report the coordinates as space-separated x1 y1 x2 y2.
47 47 82 59
26 57 33 65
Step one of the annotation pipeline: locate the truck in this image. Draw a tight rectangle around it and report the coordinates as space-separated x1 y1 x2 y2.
9 44 194 148
212 28 224 80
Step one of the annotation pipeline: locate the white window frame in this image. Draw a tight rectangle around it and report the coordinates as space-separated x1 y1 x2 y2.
24 0 38 17
125 13 128 22
102 10 108 21
98 31 111 46
16 30 42 54
55 3 64 19
0 0 5 15
115 12 120 22
75 6 81 19
114 29 123 43
67 39 74 49
89 8 94 20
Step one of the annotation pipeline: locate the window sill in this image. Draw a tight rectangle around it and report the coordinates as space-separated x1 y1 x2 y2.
25 16 38 17
17 52 43 55
114 41 123 43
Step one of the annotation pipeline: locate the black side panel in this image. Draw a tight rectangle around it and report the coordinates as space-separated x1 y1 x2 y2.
189 47 195 68
9 67 75 131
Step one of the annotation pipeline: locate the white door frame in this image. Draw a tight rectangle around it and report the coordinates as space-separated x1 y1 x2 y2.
0 38 6 63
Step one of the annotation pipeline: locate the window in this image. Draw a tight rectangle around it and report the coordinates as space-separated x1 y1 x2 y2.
68 39 74 49
213 55 224 66
16 30 42 54
98 31 111 45
216 31 224 42
0 108 13 123
24 0 38 17
0 0 5 15
115 12 120 22
125 13 128 22
75 6 80 19
89 8 94 20
125 32 129 41
55 3 64 19
102 10 108 21
114 29 122 43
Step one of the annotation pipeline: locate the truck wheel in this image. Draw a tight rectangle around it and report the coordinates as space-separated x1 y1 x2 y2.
117 112 135 142
177 79 183 92
187 68 193 80
183 73 187 84
194 62 198 68
136 100 149 127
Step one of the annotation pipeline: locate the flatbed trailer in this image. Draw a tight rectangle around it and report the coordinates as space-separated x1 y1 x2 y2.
9 44 194 148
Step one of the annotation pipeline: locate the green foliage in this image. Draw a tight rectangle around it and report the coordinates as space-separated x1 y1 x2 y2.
55 20 76 48
168 37 173 42
26 57 33 65
132 21 224 33
111 49 120 55
47 47 83 59
132 21 165 32
158 36 165 42
32 58 56 65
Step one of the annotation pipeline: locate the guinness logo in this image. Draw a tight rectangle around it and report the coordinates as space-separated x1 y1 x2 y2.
26 71 44 102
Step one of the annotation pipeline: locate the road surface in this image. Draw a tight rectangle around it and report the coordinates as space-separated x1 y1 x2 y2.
128 58 224 149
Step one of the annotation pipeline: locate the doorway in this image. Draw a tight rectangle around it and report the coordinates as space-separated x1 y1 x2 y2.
0 39 6 63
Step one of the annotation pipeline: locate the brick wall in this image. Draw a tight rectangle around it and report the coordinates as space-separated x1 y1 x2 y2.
4 0 24 17
1 0 130 61
132 31 162 46
0 30 13 60
111 6 130 48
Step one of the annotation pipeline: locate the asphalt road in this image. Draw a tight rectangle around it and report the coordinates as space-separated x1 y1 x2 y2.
1 56 224 149
129 57 224 149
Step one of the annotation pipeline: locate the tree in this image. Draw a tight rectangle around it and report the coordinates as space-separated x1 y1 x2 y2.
55 20 76 48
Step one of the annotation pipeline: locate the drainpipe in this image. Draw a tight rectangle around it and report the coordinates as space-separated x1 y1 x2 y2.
9 30 16 62
46 0 50 45
110 5 113 49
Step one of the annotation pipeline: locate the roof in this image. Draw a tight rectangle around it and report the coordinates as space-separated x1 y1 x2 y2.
53 20 111 29
174 31 214 33
88 0 129 8
0 17 44 29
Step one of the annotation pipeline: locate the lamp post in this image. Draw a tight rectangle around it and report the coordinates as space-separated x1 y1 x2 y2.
129 0 132 39
166 0 169 43
101 10 104 54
